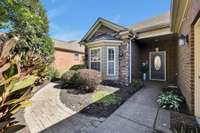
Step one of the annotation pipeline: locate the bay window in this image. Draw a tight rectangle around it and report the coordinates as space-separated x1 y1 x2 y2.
90 48 101 71
107 47 115 75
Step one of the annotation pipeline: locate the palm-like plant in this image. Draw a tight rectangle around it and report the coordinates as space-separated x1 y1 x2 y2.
0 37 37 132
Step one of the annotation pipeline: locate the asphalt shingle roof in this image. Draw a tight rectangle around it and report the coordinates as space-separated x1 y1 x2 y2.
128 12 170 33
54 39 85 53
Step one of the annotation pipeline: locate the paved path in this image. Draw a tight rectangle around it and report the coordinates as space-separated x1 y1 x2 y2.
24 83 76 132
24 83 104 133
90 82 172 133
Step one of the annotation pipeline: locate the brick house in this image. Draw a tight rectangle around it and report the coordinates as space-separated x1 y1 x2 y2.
53 39 85 71
171 0 200 117
80 1 200 118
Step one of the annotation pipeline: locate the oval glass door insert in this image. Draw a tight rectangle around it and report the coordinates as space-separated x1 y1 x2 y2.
154 56 161 70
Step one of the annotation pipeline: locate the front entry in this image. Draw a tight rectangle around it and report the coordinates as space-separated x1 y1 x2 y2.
149 51 166 81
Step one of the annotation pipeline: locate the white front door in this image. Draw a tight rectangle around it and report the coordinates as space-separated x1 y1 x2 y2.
194 17 200 117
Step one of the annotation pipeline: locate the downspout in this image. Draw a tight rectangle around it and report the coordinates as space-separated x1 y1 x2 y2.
129 35 135 84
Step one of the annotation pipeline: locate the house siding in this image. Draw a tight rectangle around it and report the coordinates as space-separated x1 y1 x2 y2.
177 0 200 113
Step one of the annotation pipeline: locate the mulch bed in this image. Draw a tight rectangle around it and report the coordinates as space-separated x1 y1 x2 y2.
60 83 137 118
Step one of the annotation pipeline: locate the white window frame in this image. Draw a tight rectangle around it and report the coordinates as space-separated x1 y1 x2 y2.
107 47 116 76
89 47 101 72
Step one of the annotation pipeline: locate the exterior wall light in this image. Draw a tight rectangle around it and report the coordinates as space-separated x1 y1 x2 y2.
178 34 189 46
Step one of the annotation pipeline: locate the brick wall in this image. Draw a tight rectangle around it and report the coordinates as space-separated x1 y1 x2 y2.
119 39 129 86
53 49 84 71
138 36 177 84
178 0 200 113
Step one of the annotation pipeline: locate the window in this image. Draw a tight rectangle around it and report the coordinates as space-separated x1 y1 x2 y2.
74 53 79 60
107 47 115 75
90 48 101 71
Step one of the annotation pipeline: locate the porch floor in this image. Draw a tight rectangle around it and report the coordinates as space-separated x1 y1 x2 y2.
90 81 172 133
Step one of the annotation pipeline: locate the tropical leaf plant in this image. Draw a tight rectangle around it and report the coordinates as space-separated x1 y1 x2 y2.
0 37 37 132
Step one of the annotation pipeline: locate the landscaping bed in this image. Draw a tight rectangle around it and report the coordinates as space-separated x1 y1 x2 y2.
60 84 137 118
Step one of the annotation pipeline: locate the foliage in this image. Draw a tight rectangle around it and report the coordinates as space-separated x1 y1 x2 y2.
173 124 200 133
130 79 143 91
61 69 102 92
92 91 121 106
48 66 60 81
69 64 86 71
0 37 37 132
20 51 50 84
157 91 183 111
0 0 54 62
78 69 102 92
61 70 82 88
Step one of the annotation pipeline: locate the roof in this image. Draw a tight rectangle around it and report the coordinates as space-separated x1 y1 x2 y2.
81 17 127 42
128 12 170 33
54 39 85 53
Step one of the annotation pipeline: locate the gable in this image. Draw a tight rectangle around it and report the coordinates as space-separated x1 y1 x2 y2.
81 18 127 42
89 25 118 42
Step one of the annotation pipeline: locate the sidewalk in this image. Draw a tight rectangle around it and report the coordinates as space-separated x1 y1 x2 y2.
90 82 171 133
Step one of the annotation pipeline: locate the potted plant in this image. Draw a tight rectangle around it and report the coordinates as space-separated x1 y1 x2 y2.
141 62 148 80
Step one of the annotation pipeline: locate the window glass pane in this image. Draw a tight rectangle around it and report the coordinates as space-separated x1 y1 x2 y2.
90 48 101 71
108 49 114 61
108 62 114 75
91 62 100 71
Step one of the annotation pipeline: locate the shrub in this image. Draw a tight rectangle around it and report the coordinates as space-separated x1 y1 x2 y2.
61 70 82 88
130 79 143 91
61 69 101 92
48 67 60 81
157 91 183 111
78 69 102 92
69 64 86 71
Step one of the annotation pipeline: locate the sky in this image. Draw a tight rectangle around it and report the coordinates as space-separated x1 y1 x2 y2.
41 0 171 41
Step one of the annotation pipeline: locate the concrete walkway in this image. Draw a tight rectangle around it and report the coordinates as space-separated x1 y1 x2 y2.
90 82 171 133
24 83 76 132
24 83 105 133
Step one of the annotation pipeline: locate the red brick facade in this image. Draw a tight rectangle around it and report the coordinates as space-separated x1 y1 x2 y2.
177 0 200 113
53 49 84 71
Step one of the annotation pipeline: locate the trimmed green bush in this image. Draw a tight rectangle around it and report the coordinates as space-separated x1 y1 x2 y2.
48 67 60 81
69 64 86 71
130 79 143 91
61 70 83 88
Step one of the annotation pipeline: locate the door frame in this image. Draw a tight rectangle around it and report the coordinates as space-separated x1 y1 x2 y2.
149 51 166 81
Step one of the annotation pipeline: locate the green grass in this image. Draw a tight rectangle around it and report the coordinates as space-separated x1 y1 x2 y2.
91 91 121 106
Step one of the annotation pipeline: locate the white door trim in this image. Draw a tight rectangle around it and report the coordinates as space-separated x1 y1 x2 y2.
149 51 166 81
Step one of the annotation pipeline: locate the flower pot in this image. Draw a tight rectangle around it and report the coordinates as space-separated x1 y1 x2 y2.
143 73 147 81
